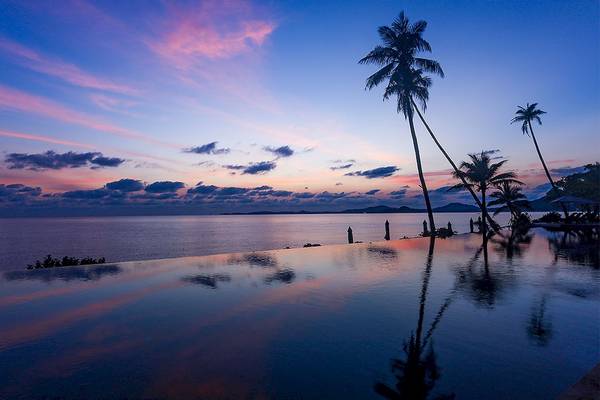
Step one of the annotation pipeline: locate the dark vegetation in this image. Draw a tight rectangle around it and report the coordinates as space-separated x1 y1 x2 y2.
359 12 598 236
27 255 106 269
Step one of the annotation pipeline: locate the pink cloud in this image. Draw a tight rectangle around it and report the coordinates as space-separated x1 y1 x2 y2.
145 0 279 112
0 129 94 149
0 85 176 148
0 37 139 95
150 0 276 63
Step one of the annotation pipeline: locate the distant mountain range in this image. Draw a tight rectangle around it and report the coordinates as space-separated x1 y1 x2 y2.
223 202 482 215
223 200 561 215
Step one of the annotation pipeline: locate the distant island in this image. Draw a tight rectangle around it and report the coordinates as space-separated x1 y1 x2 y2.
224 202 480 215
222 200 561 216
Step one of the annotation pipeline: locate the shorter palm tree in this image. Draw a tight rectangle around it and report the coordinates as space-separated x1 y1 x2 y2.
451 152 521 237
489 181 531 219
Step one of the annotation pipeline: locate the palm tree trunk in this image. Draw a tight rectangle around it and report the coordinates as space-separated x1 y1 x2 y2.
408 110 436 234
481 186 487 239
416 237 435 350
528 121 569 218
482 187 489 269
411 100 500 232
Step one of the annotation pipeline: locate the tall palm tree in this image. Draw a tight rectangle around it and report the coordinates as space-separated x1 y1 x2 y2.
359 11 443 234
488 181 531 218
452 152 521 237
511 103 568 216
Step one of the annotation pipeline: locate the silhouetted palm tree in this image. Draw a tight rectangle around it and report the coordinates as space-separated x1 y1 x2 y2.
412 106 500 232
451 152 521 237
488 181 531 219
511 103 568 216
360 11 443 234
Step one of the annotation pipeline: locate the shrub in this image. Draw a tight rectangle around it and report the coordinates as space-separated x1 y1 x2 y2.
27 255 106 270
535 212 562 223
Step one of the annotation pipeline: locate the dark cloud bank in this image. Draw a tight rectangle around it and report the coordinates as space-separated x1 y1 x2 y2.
5 151 125 170
345 166 399 179
264 145 294 158
0 178 457 217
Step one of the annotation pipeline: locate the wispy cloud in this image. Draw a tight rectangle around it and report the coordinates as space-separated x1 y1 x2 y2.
89 94 140 115
0 85 175 148
0 129 94 149
330 163 353 171
184 142 230 155
0 37 139 95
149 1 275 64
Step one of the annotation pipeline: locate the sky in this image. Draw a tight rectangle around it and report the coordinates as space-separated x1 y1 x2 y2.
0 0 598 216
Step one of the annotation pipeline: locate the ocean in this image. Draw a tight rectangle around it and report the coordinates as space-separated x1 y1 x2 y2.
0 212 527 271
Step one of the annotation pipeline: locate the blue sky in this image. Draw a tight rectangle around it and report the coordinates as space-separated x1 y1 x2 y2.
0 0 598 215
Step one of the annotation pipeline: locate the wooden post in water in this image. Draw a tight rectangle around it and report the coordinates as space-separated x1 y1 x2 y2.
347 226 354 244
384 220 390 240
469 218 474 233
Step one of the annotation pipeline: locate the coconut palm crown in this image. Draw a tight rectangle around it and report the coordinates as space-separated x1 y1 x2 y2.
452 152 521 193
489 181 531 217
451 152 521 235
359 11 443 233
511 103 546 136
359 11 444 118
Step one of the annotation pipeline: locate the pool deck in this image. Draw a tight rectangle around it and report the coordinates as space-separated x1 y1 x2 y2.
558 363 600 400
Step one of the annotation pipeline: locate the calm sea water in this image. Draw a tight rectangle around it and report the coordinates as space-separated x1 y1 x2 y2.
0 228 598 399
0 212 530 271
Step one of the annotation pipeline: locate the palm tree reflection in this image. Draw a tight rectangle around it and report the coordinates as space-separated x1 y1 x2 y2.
548 230 599 268
375 238 455 400
527 297 553 346
454 233 519 309
489 228 533 262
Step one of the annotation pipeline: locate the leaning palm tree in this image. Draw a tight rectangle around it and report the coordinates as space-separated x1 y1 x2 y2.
511 103 568 217
359 11 443 233
488 181 531 219
452 152 522 237
413 106 500 232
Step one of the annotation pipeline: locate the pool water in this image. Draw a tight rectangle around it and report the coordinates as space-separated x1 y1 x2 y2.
0 228 598 399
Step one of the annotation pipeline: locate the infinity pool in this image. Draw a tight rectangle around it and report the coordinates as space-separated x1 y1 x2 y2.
0 229 598 399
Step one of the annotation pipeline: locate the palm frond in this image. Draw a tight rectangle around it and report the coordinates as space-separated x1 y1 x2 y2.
415 58 444 77
358 46 397 65
492 205 509 216
448 182 470 191
359 11 442 114
377 25 398 48
365 63 395 90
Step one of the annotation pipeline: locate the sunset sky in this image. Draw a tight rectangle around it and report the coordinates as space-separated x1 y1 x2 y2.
0 0 598 215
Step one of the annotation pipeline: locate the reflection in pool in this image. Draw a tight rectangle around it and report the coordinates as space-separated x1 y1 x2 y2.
0 228 598 399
